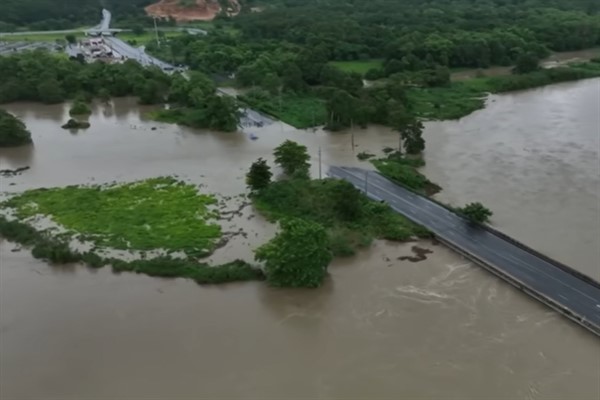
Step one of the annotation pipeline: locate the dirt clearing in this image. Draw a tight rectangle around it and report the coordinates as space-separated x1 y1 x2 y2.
145 0 239 21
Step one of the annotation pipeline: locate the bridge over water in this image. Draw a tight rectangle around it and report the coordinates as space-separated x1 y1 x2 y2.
329 166 600 337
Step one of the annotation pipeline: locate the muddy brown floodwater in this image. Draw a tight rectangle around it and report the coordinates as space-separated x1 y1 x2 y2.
1 82 599 399
422 78 600 280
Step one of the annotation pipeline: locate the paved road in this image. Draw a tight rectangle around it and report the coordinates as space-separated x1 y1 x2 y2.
330 166 600 336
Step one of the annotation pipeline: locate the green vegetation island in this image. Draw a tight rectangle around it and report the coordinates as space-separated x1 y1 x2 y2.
0 141 432 288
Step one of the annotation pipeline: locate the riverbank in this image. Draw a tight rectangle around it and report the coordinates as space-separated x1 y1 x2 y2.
408 60 600 120
240 58 600 128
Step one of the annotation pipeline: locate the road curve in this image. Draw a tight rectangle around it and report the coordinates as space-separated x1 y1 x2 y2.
329 166 600 337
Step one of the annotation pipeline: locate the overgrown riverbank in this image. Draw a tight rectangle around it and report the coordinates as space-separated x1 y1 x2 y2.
234 60 600 129
407 61 600 120
252 176 431 257
370 152 441 195
0 215 263 283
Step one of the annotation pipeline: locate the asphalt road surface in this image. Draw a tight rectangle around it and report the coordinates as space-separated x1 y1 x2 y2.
329 166 600 336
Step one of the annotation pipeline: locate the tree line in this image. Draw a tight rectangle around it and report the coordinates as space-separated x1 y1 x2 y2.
0 51 240 132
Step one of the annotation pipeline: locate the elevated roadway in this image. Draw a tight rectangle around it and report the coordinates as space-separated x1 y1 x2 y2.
329 166 600 337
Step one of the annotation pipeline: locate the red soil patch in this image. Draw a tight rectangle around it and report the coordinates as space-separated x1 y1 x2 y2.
145 0 239 21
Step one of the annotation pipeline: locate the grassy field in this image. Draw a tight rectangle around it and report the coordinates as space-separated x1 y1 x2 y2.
238 92 328 128
329 59 383 75
3 177 221 257
371 154 441 195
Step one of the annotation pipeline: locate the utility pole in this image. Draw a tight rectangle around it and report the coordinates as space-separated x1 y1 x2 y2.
364 171 369 194
318 146 322 179
351 119 355 152
154 17 160 47
398 131 402 153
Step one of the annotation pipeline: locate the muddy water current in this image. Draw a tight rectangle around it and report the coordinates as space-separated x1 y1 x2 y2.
1 82 599 399
422 78 600 279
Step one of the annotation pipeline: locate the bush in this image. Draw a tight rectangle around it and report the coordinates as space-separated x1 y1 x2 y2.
372 157 439 194
253 178 430 256
255 218 332 288
69 101 91 116
61 119 90 129
0 109 32 147
357 151 375 160
458 202 493 223
0 215 264 285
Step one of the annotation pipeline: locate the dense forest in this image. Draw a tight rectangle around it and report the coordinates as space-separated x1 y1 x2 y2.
0 0 154 31
142 0 600 128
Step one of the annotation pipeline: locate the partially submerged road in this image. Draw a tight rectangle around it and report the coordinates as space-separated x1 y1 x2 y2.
329 166 600 337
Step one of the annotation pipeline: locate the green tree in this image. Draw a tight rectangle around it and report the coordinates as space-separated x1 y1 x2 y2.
255 218 332 288
37 78 64 104
326 89 357 129
65 34 77 44
203 95 240 132
513 53 540 74
390 107 425 155
98 88 111 103
132 25 146 35
246 158 272 191
332 180 363 221
261 73 281 95
459 202 493 223
138 80 162 105
274 140 310 178
0 109 32 147
69 101 91 116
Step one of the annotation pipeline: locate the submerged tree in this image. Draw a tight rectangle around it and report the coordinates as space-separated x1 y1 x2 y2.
246 158 272 191
390 106 426 155
513 53 540 74
459 202 493 223
0 109 32 147
332 180 363 221
274 140 310 178
255 218 332 288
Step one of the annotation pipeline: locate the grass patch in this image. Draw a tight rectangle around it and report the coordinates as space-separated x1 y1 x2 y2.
3 177 221 257
0 215 264 284
372 153 441 195
329 59 384 75
238 92 327 128
253 178 431 256
117 31 182 45
409 63 600 120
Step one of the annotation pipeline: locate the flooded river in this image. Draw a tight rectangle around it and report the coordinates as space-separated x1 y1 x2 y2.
422 78 600 279
1 81 599 399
